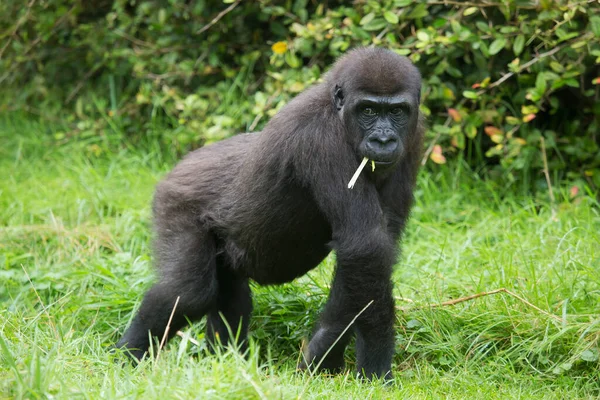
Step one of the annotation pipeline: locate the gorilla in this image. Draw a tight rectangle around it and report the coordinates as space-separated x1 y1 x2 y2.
116 47 424 380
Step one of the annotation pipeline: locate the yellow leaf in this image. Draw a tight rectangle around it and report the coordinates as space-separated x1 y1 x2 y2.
484 126 502 136
430 145 446 164
448 108 461 122
505 116 520 125
570 186 579 198
491 134 503 144
271 41 288 55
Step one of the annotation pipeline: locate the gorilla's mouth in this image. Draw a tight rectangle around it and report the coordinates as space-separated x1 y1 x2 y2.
373 160 394 166
363 143 403 165
363 139 403 164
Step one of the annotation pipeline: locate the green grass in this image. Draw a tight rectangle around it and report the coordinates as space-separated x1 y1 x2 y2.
1 114 599 399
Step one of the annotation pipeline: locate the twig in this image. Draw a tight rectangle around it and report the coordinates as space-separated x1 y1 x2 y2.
398 287 564 323
0 0 37 59
0 5 76 85
485 46 563 92
425 0 549 8
479 33 593 94
66 62 104 103
156 296 180 361
196 1 241 35
539 136 555 204
113 30 154 48
176 330 200 346
421 98 466 166
395 296 415 303
248 91 280 131
540 136 558 220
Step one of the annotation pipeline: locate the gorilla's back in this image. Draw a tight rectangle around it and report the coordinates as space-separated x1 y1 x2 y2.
152 133 257 231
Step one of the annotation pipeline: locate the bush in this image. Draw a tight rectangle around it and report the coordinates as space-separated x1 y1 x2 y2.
1 0 599 189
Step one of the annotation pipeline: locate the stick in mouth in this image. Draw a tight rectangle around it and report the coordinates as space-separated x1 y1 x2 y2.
347 157 369 189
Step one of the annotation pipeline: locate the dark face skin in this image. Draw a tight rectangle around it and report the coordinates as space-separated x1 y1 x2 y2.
334 87 418 167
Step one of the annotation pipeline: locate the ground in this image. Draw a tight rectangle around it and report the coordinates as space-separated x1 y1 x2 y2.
1 116 599 399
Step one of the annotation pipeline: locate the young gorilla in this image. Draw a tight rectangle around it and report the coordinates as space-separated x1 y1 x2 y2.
116 47 424 380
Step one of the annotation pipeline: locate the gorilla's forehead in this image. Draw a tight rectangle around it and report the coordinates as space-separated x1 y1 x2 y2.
328 47 421 96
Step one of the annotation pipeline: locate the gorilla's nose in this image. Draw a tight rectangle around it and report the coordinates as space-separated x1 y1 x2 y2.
368 130 398 150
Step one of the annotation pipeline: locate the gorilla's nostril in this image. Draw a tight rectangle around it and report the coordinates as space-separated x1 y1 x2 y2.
370 136 397 145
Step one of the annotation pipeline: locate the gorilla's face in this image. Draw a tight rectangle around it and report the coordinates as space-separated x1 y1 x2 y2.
335 87 419 167
353 95 415 165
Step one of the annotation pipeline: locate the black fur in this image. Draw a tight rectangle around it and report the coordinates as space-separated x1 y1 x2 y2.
116 47 424 380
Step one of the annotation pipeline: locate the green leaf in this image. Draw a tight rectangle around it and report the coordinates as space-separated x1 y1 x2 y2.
513 35 525 56
284 52 301 68
465 124 478 139
394 48 411 55
359 12 375 26
432 18 446 28
407 3 428 19
535 73 546 93
362 18 387 31
549 61 564 73
564 78 579 88
384 11 399 24
476 21 489 32
406 319 421 329
590 16 600 37
489 38 507 55
463 90 479 99
417 30 429 42
463 7 478 16
581 349 599 362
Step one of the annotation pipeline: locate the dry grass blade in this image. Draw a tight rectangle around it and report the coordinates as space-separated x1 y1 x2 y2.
398 288 564 323
348 157 369 189
156 296 181 361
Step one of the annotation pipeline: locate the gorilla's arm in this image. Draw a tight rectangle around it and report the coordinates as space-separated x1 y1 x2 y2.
289 123 398 379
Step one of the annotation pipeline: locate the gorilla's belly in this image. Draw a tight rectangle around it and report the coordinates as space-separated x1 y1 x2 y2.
239 201 332 285
247 237 332 285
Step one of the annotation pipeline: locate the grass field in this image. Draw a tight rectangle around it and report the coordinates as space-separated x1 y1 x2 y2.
1 115 599 399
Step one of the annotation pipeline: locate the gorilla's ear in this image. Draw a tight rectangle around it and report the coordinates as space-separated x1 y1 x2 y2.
333 84 344 111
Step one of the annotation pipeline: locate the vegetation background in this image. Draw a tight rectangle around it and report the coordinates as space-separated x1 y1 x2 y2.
1 0 599 398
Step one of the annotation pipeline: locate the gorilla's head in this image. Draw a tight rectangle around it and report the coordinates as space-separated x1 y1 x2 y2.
328 48 422 167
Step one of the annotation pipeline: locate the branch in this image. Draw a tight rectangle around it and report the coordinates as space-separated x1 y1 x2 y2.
481 32 594 93
196 1 241 35
0 0 36 59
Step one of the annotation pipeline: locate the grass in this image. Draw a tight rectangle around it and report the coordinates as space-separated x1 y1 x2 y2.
1 114 599 399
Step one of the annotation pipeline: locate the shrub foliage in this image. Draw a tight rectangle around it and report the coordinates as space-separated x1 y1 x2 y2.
1 0 599 187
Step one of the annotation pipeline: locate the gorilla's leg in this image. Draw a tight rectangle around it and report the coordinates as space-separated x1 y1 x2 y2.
353 284 395 381
301 264 395 380
205 266 252 353
298 270 354 373
116 229 218 361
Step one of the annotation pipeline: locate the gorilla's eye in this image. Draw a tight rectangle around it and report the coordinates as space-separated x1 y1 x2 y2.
390 107 404 116
362 107 376 116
